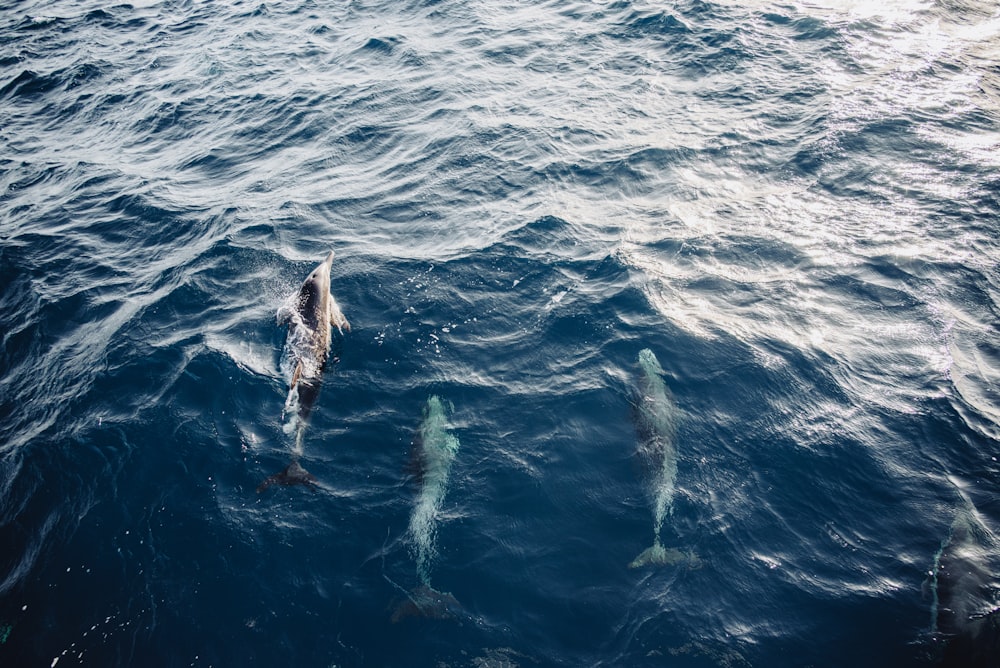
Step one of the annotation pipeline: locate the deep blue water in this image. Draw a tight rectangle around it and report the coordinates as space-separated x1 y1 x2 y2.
2 0 1000 666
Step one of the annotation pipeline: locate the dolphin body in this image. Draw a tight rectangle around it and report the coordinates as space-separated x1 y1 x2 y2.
930 510 1000 666
629 349 698 569
391 396 463 621
257 251 350 493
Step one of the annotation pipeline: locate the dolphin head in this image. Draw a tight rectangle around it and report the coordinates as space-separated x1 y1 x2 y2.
297 251 335 321
638 348 664 375
308 251 334 285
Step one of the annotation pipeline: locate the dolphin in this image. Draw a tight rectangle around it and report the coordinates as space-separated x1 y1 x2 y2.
258 251 350 493
628 348 698 569
929 509 1000 666
391 396 463 621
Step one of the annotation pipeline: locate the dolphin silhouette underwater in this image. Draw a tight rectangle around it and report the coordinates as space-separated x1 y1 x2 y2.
258 251 350 493
629 348 699 569
390 396 463 622
929 508 1000 666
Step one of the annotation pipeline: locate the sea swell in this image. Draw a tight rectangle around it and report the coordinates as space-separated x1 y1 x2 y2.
2 0 1000 665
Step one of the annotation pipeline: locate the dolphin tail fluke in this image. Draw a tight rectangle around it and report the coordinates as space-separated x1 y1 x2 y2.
629 542 699 569
390 584 462 623
256 459 317 493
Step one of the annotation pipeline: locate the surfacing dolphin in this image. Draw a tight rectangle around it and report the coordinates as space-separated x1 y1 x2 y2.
390 396 463 622
257 251 350 493
629 348 699 569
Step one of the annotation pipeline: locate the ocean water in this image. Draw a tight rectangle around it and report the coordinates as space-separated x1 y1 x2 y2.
2 0 999 665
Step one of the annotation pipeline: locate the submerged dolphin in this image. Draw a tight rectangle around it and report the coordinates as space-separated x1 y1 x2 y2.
929 509 1000 666
629 349 697 569
391 396 463 621
258 251 350 493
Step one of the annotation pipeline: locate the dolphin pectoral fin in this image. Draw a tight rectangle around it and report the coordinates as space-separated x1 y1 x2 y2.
330 307 350 334
256 460 318 494
327 297 350 334
628 543 694 569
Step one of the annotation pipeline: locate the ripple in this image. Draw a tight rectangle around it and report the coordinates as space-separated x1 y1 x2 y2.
1 0 999 665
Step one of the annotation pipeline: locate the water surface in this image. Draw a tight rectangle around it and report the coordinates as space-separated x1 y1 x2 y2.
2 0 999 665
